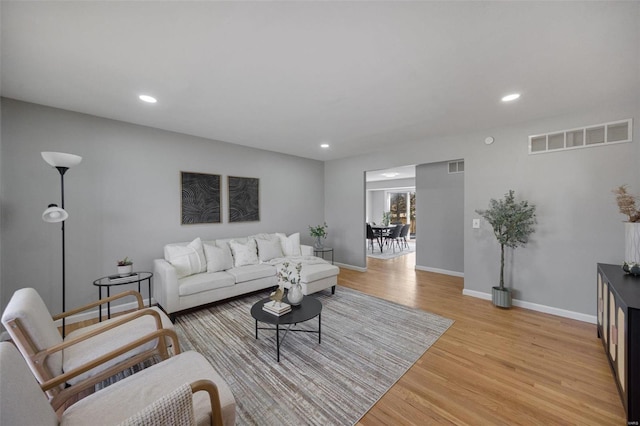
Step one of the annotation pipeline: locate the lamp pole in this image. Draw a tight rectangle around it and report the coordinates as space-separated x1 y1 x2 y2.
42 151 81 339
57 166 69 337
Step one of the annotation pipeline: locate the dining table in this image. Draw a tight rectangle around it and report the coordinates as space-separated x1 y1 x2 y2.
370 224 397 253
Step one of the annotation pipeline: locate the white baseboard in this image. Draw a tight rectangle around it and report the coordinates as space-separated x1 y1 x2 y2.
462 289 597 324
53 298 155 326
335 262 367 272
415 265 464 277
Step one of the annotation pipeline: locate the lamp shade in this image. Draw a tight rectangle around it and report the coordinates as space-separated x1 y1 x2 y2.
41 152 82 168
42 204 68 223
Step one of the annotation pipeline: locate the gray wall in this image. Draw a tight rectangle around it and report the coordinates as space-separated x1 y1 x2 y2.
416 161 464 274
0 98 325 314
325 100 639 316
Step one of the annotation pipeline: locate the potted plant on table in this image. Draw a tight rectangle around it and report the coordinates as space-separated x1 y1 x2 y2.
117 256 133 277
309 222 328 249
476 190 536 308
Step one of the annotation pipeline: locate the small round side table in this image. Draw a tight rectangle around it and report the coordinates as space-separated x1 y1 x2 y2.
93 271 153 321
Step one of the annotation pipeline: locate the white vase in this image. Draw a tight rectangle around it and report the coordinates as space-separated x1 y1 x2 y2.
287 283 304 306
625 222 640 263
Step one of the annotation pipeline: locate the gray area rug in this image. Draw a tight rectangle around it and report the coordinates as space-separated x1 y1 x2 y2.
174 286 453 425
367 240 415 260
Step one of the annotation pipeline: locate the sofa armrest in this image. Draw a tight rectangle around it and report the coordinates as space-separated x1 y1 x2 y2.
153 259 180 314
300 245 313 256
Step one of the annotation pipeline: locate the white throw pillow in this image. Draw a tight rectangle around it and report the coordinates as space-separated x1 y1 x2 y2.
255 237 284 262
165 238 206 278
203 242 234 272
276 232 301 257
229 239 259 267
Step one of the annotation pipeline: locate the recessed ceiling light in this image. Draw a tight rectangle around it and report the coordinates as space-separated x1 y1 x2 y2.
382 172 399 178
501 93 520 102
139 95 157 103
320 143 330 149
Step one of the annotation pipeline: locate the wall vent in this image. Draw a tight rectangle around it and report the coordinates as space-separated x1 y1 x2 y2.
529 119 632 155
448 160 464 174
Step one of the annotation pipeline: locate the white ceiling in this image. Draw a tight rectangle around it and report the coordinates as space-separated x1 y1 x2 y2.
2 2 638 161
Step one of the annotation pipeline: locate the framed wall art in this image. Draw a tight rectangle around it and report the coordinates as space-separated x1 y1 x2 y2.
228 176 260 222
181 171 221 225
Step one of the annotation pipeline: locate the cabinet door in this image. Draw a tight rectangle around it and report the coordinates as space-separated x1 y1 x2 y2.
597 273 603 327
603 283 609 344
617 307 626 392
609 291 616 361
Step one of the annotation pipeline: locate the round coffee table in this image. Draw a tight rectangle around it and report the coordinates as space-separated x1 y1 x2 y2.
251 296 322 362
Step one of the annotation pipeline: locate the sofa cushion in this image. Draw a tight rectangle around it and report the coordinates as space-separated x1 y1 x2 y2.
229 239 259 267
276 232 301 256
255 237 284 262
165 238 206 278
203 242 233 273
178 272 235 297
299 263 340 283
226 264 275 283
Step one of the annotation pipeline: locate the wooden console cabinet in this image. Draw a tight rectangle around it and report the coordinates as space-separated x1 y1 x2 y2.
597 263 640 423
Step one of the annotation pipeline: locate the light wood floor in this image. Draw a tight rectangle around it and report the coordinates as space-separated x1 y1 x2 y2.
345 251 626 425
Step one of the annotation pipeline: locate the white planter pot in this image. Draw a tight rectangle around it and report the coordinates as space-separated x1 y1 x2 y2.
625 222 640 264
118 264 133 277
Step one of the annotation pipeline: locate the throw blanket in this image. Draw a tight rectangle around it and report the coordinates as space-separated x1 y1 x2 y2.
118 383 195 426
263 256 329 267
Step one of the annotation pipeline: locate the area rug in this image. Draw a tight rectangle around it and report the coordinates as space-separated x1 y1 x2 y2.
173 286 453 425
367 241 415 260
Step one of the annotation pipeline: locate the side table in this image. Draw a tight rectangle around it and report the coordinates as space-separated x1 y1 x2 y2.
93 271 153 321
313 247 334 264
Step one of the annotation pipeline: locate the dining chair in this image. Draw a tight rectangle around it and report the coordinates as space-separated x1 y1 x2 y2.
399 224 411 249
366 223 381 252
384 224 403 253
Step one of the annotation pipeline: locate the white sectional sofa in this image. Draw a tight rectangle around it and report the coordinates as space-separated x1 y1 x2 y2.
153 232 339 319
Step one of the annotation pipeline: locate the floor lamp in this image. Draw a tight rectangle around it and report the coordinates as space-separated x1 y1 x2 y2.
42 151 82 338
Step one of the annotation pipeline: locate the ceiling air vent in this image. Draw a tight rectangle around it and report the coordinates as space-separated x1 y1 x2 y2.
448 160 464 174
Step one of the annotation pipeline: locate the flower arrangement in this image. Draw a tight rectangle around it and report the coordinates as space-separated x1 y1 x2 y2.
277 261 302 286
117 257 133 266
613 185 640 222
308 222 328 239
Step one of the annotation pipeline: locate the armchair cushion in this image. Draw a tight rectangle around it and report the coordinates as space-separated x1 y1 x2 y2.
1 287 64 379
0 342 58 426
63 306 174 385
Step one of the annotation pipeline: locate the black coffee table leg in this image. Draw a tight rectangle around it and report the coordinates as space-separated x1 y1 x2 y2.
319 313 322 344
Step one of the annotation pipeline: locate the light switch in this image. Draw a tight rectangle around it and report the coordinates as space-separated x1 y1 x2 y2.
472 218 480 229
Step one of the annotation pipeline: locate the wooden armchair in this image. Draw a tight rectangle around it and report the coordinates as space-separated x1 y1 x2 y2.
0 331 236 425
1 287 174 400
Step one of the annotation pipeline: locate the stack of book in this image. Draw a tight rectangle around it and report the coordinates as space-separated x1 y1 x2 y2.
263 300 291 316
107 273 138 283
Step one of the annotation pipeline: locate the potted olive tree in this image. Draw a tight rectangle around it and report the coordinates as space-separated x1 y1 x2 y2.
476 190 536 308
